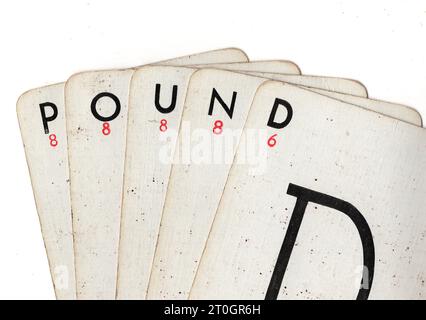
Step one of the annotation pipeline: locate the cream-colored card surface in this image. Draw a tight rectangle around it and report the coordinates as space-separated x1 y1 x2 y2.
17 83 76 300
192 81 426 299
249 72 368 97
65 49 250 300
146 69 423 299
310 88 422 126
190 60 301 74
193 66 366 97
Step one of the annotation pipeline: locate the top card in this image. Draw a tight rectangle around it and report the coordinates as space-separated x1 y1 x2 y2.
191 79 426 299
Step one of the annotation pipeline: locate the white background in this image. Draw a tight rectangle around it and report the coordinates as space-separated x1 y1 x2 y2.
0 0 425 299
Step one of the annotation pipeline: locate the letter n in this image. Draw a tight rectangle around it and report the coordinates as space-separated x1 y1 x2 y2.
208 88 237 119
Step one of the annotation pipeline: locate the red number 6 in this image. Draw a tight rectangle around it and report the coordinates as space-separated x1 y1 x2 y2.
267 134 277 147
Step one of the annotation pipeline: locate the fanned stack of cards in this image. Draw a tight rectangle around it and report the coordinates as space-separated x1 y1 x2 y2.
17 48 426 300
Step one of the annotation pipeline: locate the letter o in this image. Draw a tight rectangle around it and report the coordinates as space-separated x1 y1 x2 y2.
91 92 121 122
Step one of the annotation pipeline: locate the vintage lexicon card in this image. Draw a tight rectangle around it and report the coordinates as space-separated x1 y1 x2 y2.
65 49 251 299
189 60 301 74
17 83 76 300
249 72 368 97
191 80 426 299
256 74 421 125
117 65 198 299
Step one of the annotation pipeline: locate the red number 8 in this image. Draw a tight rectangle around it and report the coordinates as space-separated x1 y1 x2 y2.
213 120 223 135
159 119 168 132
102 122 111 136
49 134 58 147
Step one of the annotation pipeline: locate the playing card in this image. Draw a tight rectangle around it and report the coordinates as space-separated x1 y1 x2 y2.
189 60 301 74
249 72 368 97
190 66 368 97
146 69 423 299
116 65 197 299
191 80 426 299
17 83 75 300
65 49 251 300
